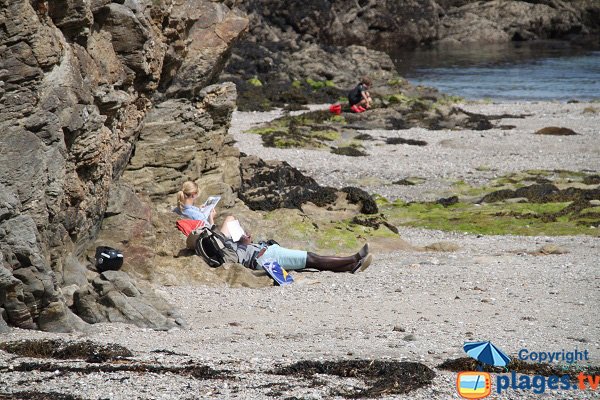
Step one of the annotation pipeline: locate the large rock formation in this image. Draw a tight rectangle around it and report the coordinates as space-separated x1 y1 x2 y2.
0 0 248 331
240 0 600 50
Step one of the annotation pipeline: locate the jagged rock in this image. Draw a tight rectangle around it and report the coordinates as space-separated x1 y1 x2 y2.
223 43 402 110
73 270 184 330
0 312 8 333
438 1 597 45
37 300 89 333
165 3 248 97
0 257 35 330
0 0 248 331
240 0 599 50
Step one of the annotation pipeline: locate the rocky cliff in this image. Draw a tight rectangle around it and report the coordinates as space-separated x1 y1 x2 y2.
0 0 248 331
241 0 600 50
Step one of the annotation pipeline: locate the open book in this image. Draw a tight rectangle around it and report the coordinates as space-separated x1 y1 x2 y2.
199 195 221 217
226 219 246 242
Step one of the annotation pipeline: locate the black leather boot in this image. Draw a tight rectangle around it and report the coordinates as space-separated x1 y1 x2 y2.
305 252 360 272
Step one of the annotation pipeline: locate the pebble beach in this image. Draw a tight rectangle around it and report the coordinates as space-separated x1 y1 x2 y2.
1 101 599 399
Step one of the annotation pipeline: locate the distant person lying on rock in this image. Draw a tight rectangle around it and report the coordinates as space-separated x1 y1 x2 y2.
348 76 372 113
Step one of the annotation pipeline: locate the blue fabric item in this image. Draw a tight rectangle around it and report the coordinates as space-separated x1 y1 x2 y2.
256 244 307 270
261 260 294 286
464 341 511 367
174 205 209 222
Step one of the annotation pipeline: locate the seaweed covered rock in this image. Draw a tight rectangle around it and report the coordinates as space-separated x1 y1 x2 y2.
239 155 378 214
479 184 600 204
239 156 337 211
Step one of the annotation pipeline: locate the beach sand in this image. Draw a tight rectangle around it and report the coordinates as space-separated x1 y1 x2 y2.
1 101 599 399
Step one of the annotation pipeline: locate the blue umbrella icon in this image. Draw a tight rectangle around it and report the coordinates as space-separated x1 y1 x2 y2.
464 341 511 367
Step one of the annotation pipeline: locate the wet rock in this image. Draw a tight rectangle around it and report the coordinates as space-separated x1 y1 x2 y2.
480 184 600 204
535 127 578 136
351 215 398 235
240 155 379 216
342 187 378 215
436 196 459 207
386 137 428 146
239 155 337 211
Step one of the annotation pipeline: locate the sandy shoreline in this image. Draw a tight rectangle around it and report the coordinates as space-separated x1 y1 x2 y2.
1 101 599 399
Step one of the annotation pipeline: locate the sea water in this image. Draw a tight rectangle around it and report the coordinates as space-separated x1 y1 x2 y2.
393 41 600 101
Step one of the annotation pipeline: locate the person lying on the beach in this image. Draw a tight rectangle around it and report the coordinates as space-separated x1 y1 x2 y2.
174 181 372 273
348 76 373 113
232 231 372 274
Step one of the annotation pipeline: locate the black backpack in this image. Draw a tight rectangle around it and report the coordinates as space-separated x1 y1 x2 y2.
95 246 124 272
194 227 238 267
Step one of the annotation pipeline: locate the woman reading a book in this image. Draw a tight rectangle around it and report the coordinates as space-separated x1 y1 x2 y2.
174 181 218 224
174 180 240 235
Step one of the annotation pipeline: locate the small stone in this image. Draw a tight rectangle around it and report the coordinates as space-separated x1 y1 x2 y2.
403 334 417 341
393 326 406 332
538 244 569 255
424 241 460 252
534 127 577 136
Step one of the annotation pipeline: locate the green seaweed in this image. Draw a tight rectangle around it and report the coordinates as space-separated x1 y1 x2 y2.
328 115 346 124
380 200 598 236
306 78 335 90
247 76 263 87
310 130 341 141
387 78 407 87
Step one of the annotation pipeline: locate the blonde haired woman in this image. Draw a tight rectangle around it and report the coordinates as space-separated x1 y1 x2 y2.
174 181 216 224
174 181 240 238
